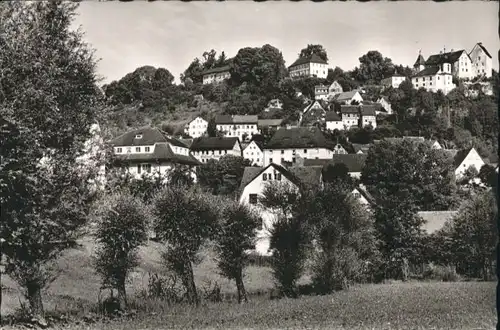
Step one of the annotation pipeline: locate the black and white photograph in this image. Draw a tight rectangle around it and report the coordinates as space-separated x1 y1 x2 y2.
1 1 499 329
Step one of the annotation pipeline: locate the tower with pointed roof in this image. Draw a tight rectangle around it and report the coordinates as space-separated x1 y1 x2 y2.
413 50 426 72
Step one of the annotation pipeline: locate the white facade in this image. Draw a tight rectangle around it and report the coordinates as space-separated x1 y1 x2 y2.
335 91 364 105
411 63 455 95
341 112 359 130
455 148 485 179
184 116 208 138
453 51 474 80
328 81 343 96
361 115 377 129
431 140 442 150
289 62 328 79
314 85 329 100
239 167 299 255
351 188 370 207
377 97 393 115
262 148 332 167
191 142 241 164
216 123 259 142
243 141 264 166
326 118 344 131
381 75 406 89
469 43 493 78
202 70 231 85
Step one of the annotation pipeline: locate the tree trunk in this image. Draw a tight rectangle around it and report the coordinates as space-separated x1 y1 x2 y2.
235 272 248 304
26 281 45 323
117 280 127 310
183 261 199 306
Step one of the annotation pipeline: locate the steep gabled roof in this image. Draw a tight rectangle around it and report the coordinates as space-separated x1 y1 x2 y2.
413 66 441 77
266 127 330 149
215 115 258 125
114 142 200 166
190 137 240 151
452 147 474 168
243 140 263 152
202 65 231 75
303 100 325 114
303 154 368 173
414 54 426 67
288 54 328 68
425 50 466 66
340 105 360 115
111 126 168 147
334 91 360 102
325 111 341 122
472 42 492 58
354 184 375 205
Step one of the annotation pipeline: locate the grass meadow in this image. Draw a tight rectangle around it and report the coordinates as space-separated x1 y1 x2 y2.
1 237 496 329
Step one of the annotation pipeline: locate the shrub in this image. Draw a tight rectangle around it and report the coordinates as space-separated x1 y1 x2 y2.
422 264 460 282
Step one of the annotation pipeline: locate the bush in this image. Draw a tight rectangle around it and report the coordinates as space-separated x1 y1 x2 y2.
422 264 460 282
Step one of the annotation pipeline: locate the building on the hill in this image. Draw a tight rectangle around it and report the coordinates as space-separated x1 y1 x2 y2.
304 154 368 179
263 127 333 166
452 147 485 179
424 49 473 80
340 105 377 130
189 137 242 163
215 115 259 142
184 116 208 138
314 84 329 100
411 51 456 95
328 81 344 97
325 111 343 131
111 127 200 180
381 74 406 89
288 54 328 79
239 163 323 255
332 90 363 105
469 42 493 78
332 143 348 154
377 96 393 115
242 140 264 166
257 119 284 131
300 100 326 127
202 65 231 85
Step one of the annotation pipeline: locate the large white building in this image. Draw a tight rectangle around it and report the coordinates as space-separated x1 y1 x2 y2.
111 127 200 179
242 140 264 166
184 116 208 138
215 115 259 142
469 42 493 78
288 54 328 79
423 49 473 80
202 65 231 85
189 137 242 163
262 127 333 166
412 52 456 95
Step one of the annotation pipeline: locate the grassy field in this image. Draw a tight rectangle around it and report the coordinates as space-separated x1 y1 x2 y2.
1 238 497 329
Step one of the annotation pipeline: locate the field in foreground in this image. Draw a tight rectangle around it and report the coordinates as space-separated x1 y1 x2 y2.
1 238 497 329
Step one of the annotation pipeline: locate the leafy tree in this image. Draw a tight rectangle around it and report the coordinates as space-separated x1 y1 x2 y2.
207 117 217 137
214 201 261 303
152 67 174 90
94 192 149 310
0 1 103 321
361 139 458 211
355 51 395 85
449 191 497 279
322 163 353 186
308 183 378 293
478 164 498 188
167 165 195 188
181 58 204 84
298 44 328 62
197 155 252 196
326 66 345 84
153 186 218 305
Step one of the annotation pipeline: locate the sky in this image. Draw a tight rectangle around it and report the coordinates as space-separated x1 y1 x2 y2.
74 1 499 85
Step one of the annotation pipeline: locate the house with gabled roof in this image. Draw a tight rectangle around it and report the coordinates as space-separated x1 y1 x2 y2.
340 105 377 130
325 111 343 131
333 90 363 105
184 116 208 138
189 137 242 164
377 96 393 115
328 81 343 97
300 100 326 127
314 84 329 100
412 49 457 94
303 154 368 179
288 54 328 79
242 140 264 166
239 163 324 255
215 115 259 142
110 126 200 180
202 65 231 85
381 74 406 89
469 42 493 78
263 127 333 166
352 143 371 154
452 147 485 179
424 49 473 80
352 184 375 209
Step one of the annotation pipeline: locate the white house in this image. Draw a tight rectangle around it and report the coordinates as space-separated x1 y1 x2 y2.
288 54 328 79
325 111 343 131
111 127 200 179
469 42 493 78
184 116 208 138
340 105 377 130
333 91 363 105
304 154 368 179
351 184 375 209
215 115 259 142
452 147 485 179
202 65 231 85
332 143 347 154
300 100 326 127
314 84 329 100
189 137 242 163
423 49 473 80
411 57 456 95
257 119 283 131
239 163 323 255
328 81 343 96
262 127 333 166
381 75 406 89
242 140 264 166
377 96 393 115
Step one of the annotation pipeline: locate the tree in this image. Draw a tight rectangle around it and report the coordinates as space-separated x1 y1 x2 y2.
152 67 174 90
207 117 217 137
1 2 103 321
214 201 261 303
299 44 328 62
361 139 458 211
197 155 252 196
478 164 498 188
308 183 378 293
322 163 353 186
181 58 204 84
167 165 194 188
153 186 218 305
93 193 149 310
449 191 497 279
355 51 395 85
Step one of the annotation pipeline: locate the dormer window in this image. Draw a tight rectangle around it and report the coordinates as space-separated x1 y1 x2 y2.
135 134 143 139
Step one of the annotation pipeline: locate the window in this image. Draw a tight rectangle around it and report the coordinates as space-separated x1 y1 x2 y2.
263 173 268 181
225 150 227 154
136 147 141 152
219 150 222 155
292 157 296 163
145 147 150 152
116 147 122 153
269 174 273 180
281 150 284 154
249 194 258 205
137 164 141 174
135 134 143 139
276 173 282 181
142 164 152 173
303 149 307 153
281 157 285 163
